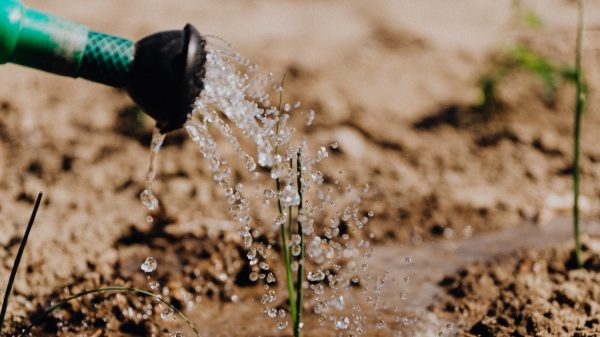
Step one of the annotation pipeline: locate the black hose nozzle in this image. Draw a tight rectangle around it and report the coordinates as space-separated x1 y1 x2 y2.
128 24 207 132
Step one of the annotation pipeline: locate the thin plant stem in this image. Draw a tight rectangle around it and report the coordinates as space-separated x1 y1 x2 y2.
279 213 297 324
22 286 200 337
0 192 43 335
273 74 297 325
288 158 294 243
293 151 305 337
573 0 585 267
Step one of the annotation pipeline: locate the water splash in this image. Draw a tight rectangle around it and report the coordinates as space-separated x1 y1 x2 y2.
181 46 401 335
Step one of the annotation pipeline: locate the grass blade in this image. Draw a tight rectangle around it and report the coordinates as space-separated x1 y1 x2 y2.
293 151 305 337
573 0 585 267
273 74 298 327
0 192 43 335
22 286 201 337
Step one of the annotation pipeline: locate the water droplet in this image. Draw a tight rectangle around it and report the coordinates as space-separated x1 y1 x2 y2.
307 269 325 281
335 316 350 330
270 167 280 179
277 321 289 330
311 171 323 184
161 306 174 320
306 110 315 126
328 296 345 311
149 281 160 290
243 233 252 247
376 319 387 329
291 244 301 256
141 257 157 273
273 213 287 227
245 157 256 171
140 189 159 211
145 215 154 224
264 189 275 198
280 184 300 206
311 284 324 295
330 142 339 149
317 146 328 159
291 234 301 245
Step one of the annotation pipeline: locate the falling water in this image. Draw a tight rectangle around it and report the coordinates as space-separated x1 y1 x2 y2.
140 127 166 222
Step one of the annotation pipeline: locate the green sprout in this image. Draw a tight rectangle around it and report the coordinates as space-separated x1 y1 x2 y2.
572 0 586 267
273 75 305 337
0 193 43 335
477 45 576 115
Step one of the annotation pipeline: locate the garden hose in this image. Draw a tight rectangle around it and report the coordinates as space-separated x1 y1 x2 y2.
0 0 207 132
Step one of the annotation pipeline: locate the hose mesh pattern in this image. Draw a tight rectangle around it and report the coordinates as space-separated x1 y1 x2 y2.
79 32 134 87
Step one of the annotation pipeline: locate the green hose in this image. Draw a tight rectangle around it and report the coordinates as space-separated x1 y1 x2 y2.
0 0 134 87
0 0 208 132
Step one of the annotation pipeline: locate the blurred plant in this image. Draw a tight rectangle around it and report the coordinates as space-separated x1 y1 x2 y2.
476 45 577 114
572 0 586 267
511 0 544 29
116 104 150 139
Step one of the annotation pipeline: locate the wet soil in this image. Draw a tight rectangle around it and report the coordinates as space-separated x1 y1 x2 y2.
433 238 600 337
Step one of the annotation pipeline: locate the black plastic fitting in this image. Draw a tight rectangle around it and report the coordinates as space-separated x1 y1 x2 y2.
127 24 207 132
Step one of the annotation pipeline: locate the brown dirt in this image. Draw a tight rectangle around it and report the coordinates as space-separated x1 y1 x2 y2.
2 0 600 336
433 238 600 337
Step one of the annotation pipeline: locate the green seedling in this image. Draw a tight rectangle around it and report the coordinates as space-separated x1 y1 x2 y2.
572 0 586 267
273 75 305 337
0 193 42 335
477 45 577 115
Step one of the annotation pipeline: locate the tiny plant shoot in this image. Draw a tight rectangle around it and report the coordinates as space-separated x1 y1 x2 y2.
0 192 43 335
274 75 306 337
573 0 586 267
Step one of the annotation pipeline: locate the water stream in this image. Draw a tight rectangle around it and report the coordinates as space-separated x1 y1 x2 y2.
140 127 166 223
